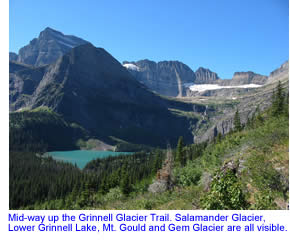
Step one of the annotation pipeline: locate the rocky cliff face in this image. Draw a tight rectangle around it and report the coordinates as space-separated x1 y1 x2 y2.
123 60 196 97
16 27 89 66
195 67 219 84
9 61 46 110
228 71 267 85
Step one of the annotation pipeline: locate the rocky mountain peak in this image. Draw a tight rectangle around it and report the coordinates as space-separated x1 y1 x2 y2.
38 27 63 39
43 27 57 32
194 67 219 84
16 27 89 66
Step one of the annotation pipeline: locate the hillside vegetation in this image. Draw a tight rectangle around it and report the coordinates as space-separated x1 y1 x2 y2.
9 83 288 210
10 107 87 152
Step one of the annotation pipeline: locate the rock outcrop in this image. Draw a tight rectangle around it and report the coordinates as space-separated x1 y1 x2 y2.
148 146 174 193
16 27 89 66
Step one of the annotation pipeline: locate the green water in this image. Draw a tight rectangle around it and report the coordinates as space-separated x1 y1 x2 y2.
44 150 132 169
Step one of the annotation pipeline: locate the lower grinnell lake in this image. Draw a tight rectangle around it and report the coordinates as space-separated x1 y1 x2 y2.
44 150 132 169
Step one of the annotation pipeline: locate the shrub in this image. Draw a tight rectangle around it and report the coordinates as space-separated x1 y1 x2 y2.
201 169 249 210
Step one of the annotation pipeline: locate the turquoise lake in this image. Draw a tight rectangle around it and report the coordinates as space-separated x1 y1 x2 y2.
44 150 132 169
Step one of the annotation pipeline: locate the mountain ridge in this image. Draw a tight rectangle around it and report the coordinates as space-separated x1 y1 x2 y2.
123 58 282 97
123 59 196 97
14 27 89 66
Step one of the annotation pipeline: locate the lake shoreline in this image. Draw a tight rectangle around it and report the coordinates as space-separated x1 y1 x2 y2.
44 150 132 169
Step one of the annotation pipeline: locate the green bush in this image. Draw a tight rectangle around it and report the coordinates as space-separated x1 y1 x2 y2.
252 191 278 210
174 166 202 187
201 169 249 210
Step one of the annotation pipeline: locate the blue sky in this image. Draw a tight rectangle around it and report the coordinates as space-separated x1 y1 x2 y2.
9 0 289 78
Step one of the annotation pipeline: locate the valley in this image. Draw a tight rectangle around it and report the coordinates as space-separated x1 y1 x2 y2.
9 27 289 210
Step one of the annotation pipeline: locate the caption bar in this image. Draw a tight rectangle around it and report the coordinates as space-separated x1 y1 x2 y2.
8 212 288 233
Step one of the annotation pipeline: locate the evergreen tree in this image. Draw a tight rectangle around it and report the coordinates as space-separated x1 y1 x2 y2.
272 81 285 116
284 91 289 117
79 182 90 207
153 149 162 173
234 109 242 132
121 172 132 196
99 178 109 195
68 184 79 206
175 136 186 167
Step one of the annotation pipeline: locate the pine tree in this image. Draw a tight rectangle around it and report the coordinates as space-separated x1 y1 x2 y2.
284 91 289 117
79 182 90 206
234 109 242 132
176 136 186 167
68 184 78 207
153 149 162 173
272 81 284 116
99 178 109 195
121 172 132 196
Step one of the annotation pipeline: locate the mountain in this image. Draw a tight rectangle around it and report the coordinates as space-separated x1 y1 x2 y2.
194 67 219 84
123 60 196 97
9 52 18 61
123 59 268 97
193 62 289 143
9 28 289 211
16 27 89 66
10 43 200 148
10 28 288 150
227 71 268 85
267 60 289 84
186 70 269 97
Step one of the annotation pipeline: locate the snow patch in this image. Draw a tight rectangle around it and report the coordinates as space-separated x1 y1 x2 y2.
123 63 140 71
187 84 263 92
